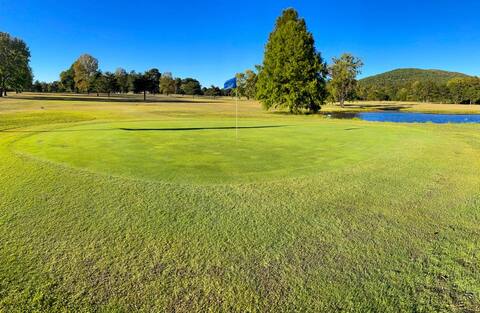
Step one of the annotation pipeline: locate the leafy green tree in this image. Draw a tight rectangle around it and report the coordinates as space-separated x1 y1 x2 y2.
448 77 469 104
48 81 61 93
128 71 138 93
92 72 106 96
235 72 246 98
328 53 363 107
0 32 32 97
104 72 119 96
174 78 183 94
256 8 327 113
467 78 480 104
396 87 409 101
410 80 440 102
32 80 42 92
203 85 222 98
159 72 176 95
128 69 161 100
10 64 33 93
181 78 202 96
244 69 258 100
235 70 258 99
60 66 76 92
144 68 161 94
73 54 99 93
114 68 129 93
222 88 233 97
131 72 152 101
93 72 118 97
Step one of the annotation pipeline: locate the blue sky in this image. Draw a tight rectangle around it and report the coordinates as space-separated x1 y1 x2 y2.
1 0 479 87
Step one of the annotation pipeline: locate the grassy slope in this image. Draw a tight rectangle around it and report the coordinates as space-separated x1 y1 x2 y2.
0 94 479 312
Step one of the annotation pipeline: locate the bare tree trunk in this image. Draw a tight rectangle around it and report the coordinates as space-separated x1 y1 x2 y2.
0 88 3 97
1 81 6 96
143 90 146 101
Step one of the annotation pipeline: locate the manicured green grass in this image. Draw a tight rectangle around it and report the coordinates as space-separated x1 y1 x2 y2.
1 94 479 312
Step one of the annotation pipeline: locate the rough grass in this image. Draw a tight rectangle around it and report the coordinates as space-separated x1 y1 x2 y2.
0 94 479 312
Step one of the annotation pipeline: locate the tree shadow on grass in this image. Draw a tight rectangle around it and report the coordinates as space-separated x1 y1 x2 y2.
1 125 290 133
120 125 290 131
10 95 200 104
0 128 115 133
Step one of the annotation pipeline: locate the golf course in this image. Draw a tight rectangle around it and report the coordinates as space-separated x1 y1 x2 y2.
0 93 479 312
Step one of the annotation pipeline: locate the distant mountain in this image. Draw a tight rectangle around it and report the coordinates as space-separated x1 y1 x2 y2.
357 68 473 102
359 68 470 87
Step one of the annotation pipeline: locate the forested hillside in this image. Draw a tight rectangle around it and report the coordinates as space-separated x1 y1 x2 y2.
361 69 468 85
357 68 480 103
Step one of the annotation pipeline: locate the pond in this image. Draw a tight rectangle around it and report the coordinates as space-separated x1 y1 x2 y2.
333 112 480 124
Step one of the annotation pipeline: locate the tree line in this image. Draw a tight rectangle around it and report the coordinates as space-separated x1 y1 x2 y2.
36 54 222 100
29 54 260 100
356 77 480 104
29 58 253 100
33 66 229 99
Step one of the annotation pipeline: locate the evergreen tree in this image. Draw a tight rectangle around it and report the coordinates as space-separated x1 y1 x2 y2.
256 8 327 113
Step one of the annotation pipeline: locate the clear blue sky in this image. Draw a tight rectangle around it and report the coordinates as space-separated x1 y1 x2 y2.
1 0 479 87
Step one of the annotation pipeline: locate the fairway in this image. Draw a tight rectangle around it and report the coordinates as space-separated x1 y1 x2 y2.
1 95 480 312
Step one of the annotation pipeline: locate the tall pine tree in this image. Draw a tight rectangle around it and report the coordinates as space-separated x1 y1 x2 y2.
256 8 327 113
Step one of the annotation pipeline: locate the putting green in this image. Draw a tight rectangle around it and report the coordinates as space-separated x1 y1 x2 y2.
13 119 428 184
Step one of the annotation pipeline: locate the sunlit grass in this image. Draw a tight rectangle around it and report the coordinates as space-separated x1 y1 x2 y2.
0 94 479 312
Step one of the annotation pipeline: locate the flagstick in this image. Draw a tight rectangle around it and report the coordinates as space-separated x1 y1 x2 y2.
235 88 238 140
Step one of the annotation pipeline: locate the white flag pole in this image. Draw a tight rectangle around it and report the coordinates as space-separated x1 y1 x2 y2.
236 87 238 139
